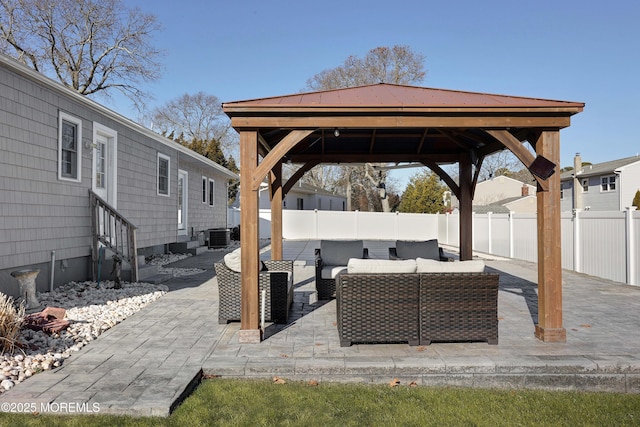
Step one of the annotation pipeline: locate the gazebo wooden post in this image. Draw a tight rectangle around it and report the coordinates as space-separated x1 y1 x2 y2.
534 130 566 342
270 161 283 260
459 153 473 261
239 130 262 343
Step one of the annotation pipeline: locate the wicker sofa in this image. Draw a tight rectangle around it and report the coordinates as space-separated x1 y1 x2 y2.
388 239 452 262
314 240 369 300
214 251 294 324
336 258 499 347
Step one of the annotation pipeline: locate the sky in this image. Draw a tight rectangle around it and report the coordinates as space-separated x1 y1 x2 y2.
110 0 640 190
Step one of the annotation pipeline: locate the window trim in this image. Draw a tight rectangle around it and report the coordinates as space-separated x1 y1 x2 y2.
581 178 589 192
57 111 82 182
157 153 170 196
601 175 616 192
202 176 207 204
208 178 215 207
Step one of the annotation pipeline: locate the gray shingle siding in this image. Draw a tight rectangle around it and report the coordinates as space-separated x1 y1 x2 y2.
1 55 237 294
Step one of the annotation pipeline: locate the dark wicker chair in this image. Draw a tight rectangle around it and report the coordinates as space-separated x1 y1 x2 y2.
337 273 420 347
315 244 369 300
214 260 294 324
419 273 499 345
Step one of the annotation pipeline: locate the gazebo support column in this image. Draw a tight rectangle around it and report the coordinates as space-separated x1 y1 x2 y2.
534 130 566 342
239 130 261 343
459 153 473 261
270 162 283 260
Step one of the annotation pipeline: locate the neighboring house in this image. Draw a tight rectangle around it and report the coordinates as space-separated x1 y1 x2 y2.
473 175 536 206
252 182 347 211
561 153 640 212
472 195 537 214
0 54 238 297
449 175 536 213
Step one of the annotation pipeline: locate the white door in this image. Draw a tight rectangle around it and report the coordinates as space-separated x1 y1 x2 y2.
178 169 188 235
92 123 117 240
92 123 117 206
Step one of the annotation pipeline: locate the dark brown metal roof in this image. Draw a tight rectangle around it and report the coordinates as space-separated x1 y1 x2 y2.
223 83 584 111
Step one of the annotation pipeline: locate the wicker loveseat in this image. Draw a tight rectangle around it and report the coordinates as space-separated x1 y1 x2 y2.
336 258 499 347
214 249 294 324
314 240 369 300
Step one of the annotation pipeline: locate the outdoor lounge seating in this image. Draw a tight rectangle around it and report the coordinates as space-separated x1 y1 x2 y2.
214 249 294 324
314 240 369 299
388 239 452 262
336 258 499 346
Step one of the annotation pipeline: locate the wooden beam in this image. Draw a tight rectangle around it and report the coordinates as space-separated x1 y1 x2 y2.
421 159 460 199
232 116 573 129
459 153 473 261
239 130 261 343
485 130 549 192
416 128 429 153
270 162 283 260
288 153 460 164
283 160 321 195
369 129 377 154
251 130 314 189
534 130 566 343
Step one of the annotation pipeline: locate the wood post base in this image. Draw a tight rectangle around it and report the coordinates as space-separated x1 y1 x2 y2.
238 329 262 343
535 325 566 342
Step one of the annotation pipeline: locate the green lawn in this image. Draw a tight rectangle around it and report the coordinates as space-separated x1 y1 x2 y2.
1 379 639 426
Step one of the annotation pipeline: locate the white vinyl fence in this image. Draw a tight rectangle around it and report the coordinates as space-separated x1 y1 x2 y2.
228 207 639 286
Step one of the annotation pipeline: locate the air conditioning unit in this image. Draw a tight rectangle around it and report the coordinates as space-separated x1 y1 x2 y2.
207 228 230 249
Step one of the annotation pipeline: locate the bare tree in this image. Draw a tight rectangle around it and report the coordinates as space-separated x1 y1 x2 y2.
0 0 163 108
148 92 236 157
304 45 427 211
305 45 426 90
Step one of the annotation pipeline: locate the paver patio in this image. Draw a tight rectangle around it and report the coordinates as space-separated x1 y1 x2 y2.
2 240 639 416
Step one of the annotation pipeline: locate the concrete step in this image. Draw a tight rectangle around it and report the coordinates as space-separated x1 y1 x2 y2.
137 273 173 285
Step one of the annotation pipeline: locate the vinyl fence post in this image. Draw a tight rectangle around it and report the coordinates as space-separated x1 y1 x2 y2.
573 209 582 273
626 206 637 286
509 212 515 259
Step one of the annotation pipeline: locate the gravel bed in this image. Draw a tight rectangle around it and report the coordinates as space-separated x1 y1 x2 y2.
0 280 168 394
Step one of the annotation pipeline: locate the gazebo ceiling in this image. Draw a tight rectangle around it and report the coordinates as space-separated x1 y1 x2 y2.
223 83 584 165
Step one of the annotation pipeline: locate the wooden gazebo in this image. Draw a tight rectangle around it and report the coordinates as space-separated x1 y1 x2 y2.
222 84 584 344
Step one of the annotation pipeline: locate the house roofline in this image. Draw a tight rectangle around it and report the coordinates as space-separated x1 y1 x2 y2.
0 54 238 180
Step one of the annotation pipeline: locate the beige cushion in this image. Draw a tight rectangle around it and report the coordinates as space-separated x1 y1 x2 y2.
223 248 264 273
223 248 242 272
321 265 348 279
416 258 485 273
347 258 417 274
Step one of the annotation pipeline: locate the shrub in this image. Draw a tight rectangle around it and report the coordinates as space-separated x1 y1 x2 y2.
0 293 25 354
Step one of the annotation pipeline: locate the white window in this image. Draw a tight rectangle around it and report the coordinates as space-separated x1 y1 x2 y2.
58 112 82 182
208 178 215 207
601 175 616 192
581 178 589 192
157 153 170 196
202 176 207 204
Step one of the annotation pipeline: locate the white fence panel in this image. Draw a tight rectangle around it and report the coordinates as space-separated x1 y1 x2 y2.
397 212 439 240
561 212 575 271
512 214 537 262
491 214 511 257
473 214 490 254
580 211 627 283
316 211 359 239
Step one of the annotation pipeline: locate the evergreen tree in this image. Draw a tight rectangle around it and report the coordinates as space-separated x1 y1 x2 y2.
398 170 446 214
633 189 640 208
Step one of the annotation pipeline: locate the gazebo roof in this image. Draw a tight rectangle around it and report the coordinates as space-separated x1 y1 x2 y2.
223 84 584 165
